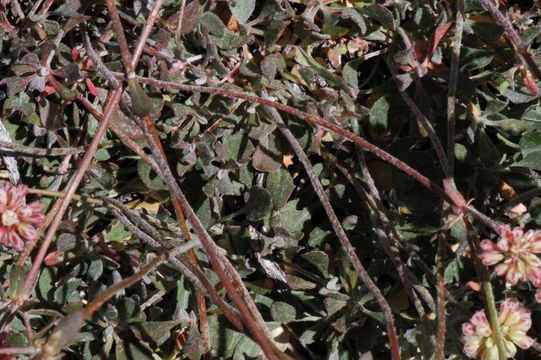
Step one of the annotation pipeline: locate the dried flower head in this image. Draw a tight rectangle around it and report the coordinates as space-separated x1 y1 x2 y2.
479 225 541 286
462 298 533 359
0 183 44 251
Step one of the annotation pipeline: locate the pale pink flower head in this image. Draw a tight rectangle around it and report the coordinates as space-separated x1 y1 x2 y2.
479 225 541 286
0 182 44 251
462 298 534 359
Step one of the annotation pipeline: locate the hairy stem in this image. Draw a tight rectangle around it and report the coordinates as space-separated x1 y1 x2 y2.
436 232 446 360
478 0 541 81
105 0 133 72
130 0 164 71
0 141 83 156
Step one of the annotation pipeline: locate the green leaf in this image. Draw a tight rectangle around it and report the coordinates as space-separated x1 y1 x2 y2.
521 26 541 46
3 331 28 347
209 316 243 358
127 79 154 117
467 20 504 44
342 61 358 89
201 12 226 36
301 251 330 278
229 0 255 24
502 86 534 104
261 54 280 80
88 258 103 281
220 132 255 164
139 320 184 346
270 301 297 323
94 148 111 161
252 133 284 172
459 47 493 71
245 185 273 221
115 338 154 360
233 335 261 359
53 278 83 304
478 130 500 165
444 257 461 284
37 267 55 303
137 158 168 191
6 266 25 299
266 167 294 209
360 4 395 30
294 47 354 94
278 199 311 234
341 8 367 34
196 197 217 229
3 92 36 118
104 222 132 242
483 118 541 135
517 130 541 170
369 96 390 130
57 233 77 252
117 297 145 323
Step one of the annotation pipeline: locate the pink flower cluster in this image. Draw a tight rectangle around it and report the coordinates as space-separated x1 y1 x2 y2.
480 225 541 288
0 182 44 251
462 225 541 358
462 298 533 359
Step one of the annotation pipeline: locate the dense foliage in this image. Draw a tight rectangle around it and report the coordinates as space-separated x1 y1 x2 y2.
1 0 541 359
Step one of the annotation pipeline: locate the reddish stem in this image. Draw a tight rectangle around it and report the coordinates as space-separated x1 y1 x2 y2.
130 0 164 71
139 113 211 354
135 76 501 231
138 114 282 360
18 88 123 301
478 0 541 82
105 0 133 72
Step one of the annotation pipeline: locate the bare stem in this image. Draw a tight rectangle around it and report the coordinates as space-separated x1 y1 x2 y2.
40 256 164 358
77 86 211 351
27 0 44 18
0 347 38 355
137 77 449 197
75 94 161 170
27 188 104 206
37 0 54 15
138 112 211 355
